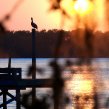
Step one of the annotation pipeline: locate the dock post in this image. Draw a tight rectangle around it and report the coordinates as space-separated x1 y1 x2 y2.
32 28 36 105
3 90 7 109
32 28 36 64
8 57 11 68
2 57 12 109
16 89 21 109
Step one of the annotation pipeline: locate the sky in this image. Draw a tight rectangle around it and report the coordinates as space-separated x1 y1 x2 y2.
0 0 62 31
0 0 109 32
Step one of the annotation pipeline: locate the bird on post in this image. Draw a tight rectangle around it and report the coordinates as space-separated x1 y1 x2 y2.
31 17 38 29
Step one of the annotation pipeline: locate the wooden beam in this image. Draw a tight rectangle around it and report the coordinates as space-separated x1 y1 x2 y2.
0 68 21 74
0 79 52 89
0 98 16 108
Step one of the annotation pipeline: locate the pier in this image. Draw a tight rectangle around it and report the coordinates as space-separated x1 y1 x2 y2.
0 27 52 109
0 67 52 109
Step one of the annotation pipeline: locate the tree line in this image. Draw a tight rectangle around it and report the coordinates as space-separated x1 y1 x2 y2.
0 29 109 57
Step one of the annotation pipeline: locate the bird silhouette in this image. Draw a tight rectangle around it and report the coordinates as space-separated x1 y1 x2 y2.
31 17 38 29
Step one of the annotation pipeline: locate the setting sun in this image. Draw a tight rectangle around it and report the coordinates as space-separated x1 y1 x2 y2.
74 0 93 16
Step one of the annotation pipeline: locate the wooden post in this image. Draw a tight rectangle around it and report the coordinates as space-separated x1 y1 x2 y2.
32 28 36 105
8 58 21 109
32 29 36 65
16 89 21 109
8 57 11 68
2 57 12 109
3 90 7 109
32 29 36 79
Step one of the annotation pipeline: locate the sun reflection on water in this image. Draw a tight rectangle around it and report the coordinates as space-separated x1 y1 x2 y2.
64 65 96 109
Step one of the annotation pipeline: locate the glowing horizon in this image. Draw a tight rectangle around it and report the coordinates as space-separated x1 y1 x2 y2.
0 0 109 32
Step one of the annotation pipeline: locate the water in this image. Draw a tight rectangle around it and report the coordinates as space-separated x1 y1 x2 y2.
0 58 54 109
0 58 109 109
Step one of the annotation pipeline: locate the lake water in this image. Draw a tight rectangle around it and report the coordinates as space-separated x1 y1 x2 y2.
0 58 109 109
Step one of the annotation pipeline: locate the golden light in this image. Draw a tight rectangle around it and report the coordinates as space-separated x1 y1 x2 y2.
71 73 94 94
65 71 95 109
65 66 95 95
74 0 93 16
61 0 75 16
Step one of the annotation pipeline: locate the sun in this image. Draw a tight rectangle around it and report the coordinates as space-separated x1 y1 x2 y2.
74 0 93 16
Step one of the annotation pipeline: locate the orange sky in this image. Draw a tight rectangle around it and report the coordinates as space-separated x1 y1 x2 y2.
0 0 109 32
0 0 62 31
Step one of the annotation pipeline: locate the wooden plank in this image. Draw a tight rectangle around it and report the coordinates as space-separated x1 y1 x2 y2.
0 98 16 108
0 68 22 79
0 79 52 89
0 68 21 73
